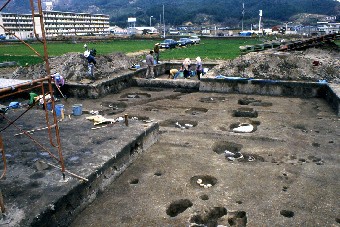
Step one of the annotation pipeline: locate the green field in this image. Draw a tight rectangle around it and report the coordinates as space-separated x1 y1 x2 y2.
0 38 261 66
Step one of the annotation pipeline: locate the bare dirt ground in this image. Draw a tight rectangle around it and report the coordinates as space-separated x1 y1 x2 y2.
67 88 339 226
3 87 338 226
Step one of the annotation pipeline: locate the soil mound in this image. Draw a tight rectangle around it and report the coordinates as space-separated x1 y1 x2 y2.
12 52 143 81
210 44 340 83
7 42 340 84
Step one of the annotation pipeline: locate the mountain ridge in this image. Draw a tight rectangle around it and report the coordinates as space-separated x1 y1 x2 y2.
2 0 339 28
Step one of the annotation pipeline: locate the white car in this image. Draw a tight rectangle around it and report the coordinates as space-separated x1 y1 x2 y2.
189 35 200 44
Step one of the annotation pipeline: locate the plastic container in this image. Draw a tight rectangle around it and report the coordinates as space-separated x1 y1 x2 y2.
72 104 82 116
46 102 52 111
9 102 20 109
55 104 64 117
29 92 38 105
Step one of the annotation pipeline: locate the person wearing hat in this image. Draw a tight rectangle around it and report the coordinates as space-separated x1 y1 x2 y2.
196 56 203 80
51 72 66 98
52 72 65 88
84 50 97 79
154 43 160 64
181 58 191 79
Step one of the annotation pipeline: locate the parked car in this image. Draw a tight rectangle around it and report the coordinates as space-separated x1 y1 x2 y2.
169 30 180 35
189 35 200 44
0 34 6 40
160 39 178 49
177 38 193 47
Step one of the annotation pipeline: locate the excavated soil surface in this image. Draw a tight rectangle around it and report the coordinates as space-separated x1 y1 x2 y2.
1 87 339 226
65 88 339 226
0 41 339 226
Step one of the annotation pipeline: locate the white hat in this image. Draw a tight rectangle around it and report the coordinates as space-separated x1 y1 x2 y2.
196 56 201 62
183 58 191 65
84 50 90 57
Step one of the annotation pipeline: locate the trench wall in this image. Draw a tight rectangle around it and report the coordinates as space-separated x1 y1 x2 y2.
60 63 340 116
199 78 339 116
61 63 217 98
199 78 326 97
30 123 159 226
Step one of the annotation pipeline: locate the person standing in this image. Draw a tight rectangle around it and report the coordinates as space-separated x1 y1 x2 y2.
195 56 203 80
181 58 191 79
154 43 160 64
145 50 155 79
84 50 97 80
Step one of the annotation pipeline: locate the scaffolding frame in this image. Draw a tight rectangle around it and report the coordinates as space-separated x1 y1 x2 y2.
0 0 87 183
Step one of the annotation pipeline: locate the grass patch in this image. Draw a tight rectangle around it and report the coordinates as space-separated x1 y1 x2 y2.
161 38 261 60
0 40 158 56
0 38 262 66
0 55 43 66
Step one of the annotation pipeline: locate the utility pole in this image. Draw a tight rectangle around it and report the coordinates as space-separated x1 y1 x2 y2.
149 16 153 27
259 10 262 33
163 5 165 38
242 2 244 31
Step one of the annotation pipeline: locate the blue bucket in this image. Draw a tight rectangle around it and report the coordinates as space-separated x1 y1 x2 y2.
55 104 64 117
46 102 52 111
72 104 82 116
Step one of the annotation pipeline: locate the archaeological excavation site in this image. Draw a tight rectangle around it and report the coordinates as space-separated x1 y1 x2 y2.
0 4 339 226
1 44 340 227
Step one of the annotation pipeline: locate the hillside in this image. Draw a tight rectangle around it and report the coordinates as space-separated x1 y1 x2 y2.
2 0 340 27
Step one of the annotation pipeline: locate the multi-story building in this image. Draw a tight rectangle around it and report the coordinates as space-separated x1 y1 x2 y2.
317 22 340 35
0 11 110 39
0 13 34 39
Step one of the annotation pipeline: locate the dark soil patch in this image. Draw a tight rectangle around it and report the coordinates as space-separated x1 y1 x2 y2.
200 97 226 103
233 107 258 118
185 107 208 115
166 199 193 217
212 141 243 154
159 119 198 128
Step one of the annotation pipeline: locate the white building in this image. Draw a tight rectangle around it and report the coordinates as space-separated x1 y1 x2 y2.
105 26 127 35
317 22 340 34
129 27 158 35
0 11 110 39
0 13 34 39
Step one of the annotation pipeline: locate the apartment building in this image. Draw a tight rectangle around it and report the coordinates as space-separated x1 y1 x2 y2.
317 22 340 35
0 11 110 39
0 13 34 39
